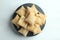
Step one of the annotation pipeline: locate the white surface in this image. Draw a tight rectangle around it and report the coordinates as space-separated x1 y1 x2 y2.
0 0 60 40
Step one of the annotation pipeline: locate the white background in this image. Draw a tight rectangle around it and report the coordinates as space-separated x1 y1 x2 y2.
0 0 60 40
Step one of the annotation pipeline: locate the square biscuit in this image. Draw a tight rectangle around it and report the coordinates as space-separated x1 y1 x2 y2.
16 6 25 16
18 28 28 36
17 16 27 29
25 12 36 25
11 15 20 28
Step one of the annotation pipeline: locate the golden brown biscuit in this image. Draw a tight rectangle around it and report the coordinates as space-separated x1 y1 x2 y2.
17 16 27 29
31 5 38 14
38 12 46 24
27 25 35 32
27 5 38 14
11 15 20 28
35 12 46 25
35 16 43 25
16 6 25 16
25 12 36 25
33 24 41 34
18 28 28 36
27 24 41 34
27 6 34 13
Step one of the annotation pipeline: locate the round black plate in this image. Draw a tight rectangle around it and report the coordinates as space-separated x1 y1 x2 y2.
12 3 46 37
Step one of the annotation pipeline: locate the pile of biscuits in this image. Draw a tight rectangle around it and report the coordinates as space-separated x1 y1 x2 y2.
11 5 46 36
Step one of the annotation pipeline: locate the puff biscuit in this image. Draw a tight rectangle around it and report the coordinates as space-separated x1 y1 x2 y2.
25 12 36 25
18 28 28 36
16 6 25 16
17 16 27 29
11 15 19 28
